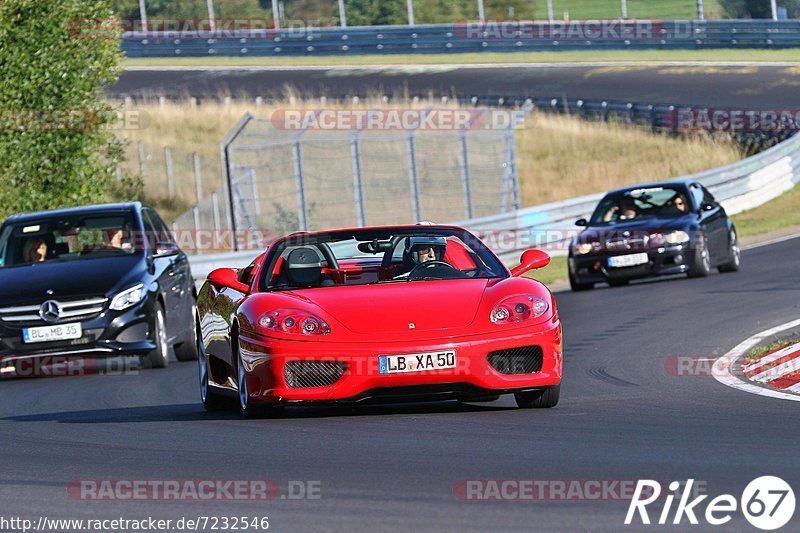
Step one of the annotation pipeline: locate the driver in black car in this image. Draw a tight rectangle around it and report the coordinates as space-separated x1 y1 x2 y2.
394 236 448 278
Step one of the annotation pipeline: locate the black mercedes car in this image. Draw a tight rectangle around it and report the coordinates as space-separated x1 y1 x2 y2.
568 179 740 291
0 202 197 371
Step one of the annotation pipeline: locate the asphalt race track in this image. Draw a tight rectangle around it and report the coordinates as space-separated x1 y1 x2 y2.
2 236 799 531
113 64 800 109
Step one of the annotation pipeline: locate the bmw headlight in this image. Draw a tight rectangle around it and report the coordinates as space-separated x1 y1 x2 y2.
664 230 690 245
110 283 146 311
572 242 599 255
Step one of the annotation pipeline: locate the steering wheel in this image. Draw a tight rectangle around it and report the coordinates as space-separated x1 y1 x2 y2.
407 260 458 279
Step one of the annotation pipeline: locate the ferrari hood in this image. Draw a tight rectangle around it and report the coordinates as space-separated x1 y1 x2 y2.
301 279 489 334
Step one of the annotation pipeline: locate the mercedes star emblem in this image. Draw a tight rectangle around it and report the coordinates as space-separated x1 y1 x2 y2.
39 300 62 323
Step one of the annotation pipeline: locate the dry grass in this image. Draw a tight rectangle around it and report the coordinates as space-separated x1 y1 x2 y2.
115 98 744 223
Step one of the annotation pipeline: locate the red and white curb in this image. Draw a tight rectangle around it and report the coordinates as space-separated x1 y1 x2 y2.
713 318 800 402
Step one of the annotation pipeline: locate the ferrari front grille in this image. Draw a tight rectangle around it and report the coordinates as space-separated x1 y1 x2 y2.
488 346 544 374
284 360 347 388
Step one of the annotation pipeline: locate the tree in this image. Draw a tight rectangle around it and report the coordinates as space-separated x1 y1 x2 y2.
0 0 129 219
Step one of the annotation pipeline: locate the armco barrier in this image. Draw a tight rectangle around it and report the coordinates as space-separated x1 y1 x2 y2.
122 20 800 58
187 130 800 279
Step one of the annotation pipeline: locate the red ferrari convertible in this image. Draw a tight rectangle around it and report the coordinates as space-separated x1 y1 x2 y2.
196 225 562 417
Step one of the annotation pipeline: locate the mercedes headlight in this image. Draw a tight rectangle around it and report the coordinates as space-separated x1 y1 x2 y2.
110 283 146 310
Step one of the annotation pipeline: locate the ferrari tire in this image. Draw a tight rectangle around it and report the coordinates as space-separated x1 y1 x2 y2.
175 305 200 361
718 228 741 273
144 305 169 369
235 340 281 419
569 272 594 292
687 234 712 278
514 385 560 409
199 326 230 411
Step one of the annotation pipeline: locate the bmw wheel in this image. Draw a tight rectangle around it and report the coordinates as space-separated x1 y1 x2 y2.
687 234 712 278
718 228 741 273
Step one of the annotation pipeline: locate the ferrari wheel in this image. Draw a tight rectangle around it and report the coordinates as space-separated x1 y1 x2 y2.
199 326 229 411
175 304 199 361
143 305 169 369
718 229 741 273
515 385 560 408
687 234 711 278
235 341 281 419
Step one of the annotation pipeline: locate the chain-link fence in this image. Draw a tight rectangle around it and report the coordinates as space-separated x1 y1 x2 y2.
173 110 524 253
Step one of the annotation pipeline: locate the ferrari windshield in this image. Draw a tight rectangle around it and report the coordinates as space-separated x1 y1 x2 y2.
0 212 139 268
261 227 506 290
589 186 691 226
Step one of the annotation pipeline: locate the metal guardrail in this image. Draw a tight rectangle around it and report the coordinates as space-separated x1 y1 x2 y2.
123 20 800 57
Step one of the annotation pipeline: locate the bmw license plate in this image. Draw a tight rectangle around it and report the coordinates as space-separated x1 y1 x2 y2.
608 253 649 268
379 350 456 374
22 323 82 344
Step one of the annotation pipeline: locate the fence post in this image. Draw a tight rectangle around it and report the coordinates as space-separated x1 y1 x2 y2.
220 113 253 252
407 132 421 223
272 0 280 30
620 0 628 19
193 206 201 254
138 0 148 32
459 131 474 220
211 192 221 251
164 146 174 199
338 0 347 27
696 0 705 20
477 0 485 22
206 0 216 33
115 165 122 182
771 0 778 20
547 0 554 21
501 127 520 213
406 0 415 27
292 140 309 231
137 141 146 178
193 152 202 203
249 168 262 216
351 133 366 227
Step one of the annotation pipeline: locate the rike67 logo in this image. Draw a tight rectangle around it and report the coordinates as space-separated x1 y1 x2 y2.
625 477 795 530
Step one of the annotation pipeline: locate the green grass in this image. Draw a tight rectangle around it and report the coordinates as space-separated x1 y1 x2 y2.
123 48 800 68
747 338 798 365
531 0 724 19
732 184 800 237
523 255 568 286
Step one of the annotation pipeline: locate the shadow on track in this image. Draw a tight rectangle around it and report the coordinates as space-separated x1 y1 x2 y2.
3 400 514 424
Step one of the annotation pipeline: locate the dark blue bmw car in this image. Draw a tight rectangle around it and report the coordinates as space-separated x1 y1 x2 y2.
568 179 741 291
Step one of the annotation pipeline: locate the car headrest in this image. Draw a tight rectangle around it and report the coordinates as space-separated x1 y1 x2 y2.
286 247 323 286
54 242 70 255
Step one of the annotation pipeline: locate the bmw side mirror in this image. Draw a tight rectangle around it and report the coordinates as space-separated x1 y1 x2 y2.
510 249 551 277
701 202 716 212
575 218 588 227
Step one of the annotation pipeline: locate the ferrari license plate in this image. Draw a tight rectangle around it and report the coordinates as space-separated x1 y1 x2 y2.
22 323 82 344
379 350 456 374
608 253 649 268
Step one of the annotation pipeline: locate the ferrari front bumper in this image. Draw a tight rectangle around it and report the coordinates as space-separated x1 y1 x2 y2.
237 318 562 405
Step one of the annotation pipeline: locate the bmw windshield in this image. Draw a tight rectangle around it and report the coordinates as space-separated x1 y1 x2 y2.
589 186 691 227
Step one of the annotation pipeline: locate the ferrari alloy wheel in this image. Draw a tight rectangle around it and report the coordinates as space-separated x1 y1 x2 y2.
515 385 560 408
199 326 228 411
143 306 169 369
687 234 711 278
175 304 200 361
718 229 741 273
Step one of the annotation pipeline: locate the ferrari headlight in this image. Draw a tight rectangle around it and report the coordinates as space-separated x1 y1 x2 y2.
258 309 330 336
110 283 146 310
664 230 690 245
490 295 549 324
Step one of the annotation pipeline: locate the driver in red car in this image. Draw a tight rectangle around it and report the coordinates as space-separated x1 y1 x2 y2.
394 236 448 278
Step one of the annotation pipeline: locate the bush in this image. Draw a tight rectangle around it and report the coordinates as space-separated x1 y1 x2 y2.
0 0 132 220
720 0 800 18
